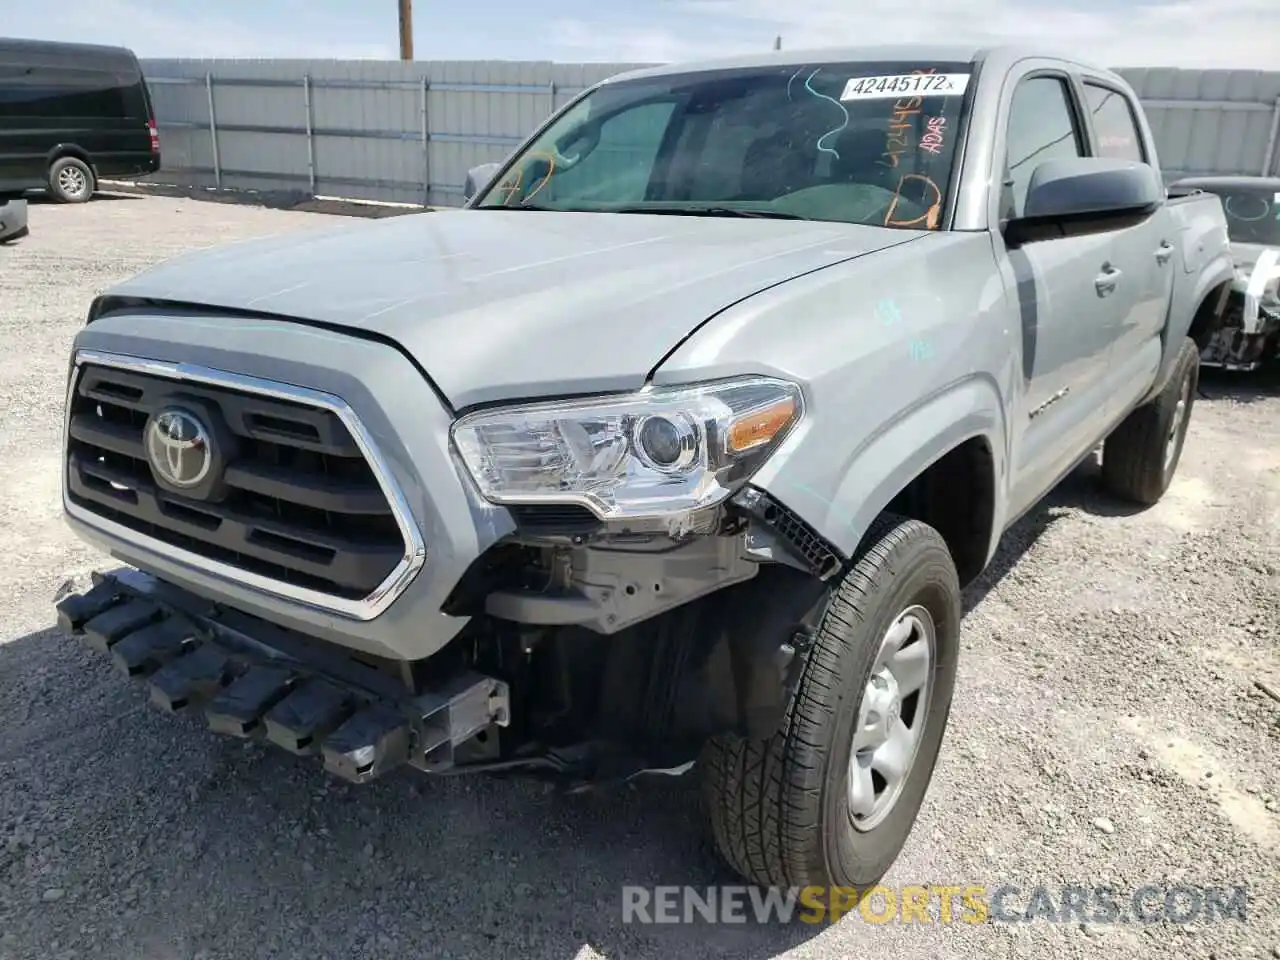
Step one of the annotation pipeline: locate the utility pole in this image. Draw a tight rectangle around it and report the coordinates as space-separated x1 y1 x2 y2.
398 0 414 60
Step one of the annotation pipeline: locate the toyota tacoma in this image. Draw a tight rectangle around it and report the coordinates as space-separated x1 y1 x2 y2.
56 44 1233 889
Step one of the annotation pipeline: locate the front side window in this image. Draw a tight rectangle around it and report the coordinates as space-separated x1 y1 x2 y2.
475 61 976 230
1002 76 1085 220
1084 83 1145 162
522 100 677 205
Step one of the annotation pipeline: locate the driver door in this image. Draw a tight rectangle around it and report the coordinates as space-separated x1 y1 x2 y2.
996 70 1130 518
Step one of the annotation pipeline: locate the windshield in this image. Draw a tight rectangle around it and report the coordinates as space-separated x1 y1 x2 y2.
473 60 975 230
1196 185 1280 246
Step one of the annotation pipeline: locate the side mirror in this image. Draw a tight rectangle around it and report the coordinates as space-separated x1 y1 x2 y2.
463 162 502 203
1005 157 1163 246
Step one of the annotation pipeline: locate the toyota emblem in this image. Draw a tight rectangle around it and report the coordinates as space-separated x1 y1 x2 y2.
145 408 213 488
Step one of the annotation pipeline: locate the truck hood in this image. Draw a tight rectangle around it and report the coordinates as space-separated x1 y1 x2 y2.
104 209 919 409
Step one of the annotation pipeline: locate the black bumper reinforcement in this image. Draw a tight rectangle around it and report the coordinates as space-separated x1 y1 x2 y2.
56 569 510 784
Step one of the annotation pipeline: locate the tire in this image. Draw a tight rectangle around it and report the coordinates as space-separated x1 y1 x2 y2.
48 156 95 204
702 514 961 889
1101 336 1199 506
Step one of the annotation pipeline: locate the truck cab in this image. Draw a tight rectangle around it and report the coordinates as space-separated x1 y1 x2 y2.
55 44 1233 892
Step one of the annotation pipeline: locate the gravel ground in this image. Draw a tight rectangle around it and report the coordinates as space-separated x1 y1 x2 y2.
0 194 1278 960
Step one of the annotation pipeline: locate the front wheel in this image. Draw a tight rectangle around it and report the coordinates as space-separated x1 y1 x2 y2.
702 514 961 889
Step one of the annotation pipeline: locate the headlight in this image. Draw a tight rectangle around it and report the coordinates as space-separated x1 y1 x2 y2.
451 377 804 520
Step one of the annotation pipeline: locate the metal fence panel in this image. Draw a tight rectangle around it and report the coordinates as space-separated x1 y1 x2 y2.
136 58 1280 206
1118 67 1280 181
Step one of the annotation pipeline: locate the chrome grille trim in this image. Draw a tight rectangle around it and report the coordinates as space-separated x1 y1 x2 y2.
62 349 427 621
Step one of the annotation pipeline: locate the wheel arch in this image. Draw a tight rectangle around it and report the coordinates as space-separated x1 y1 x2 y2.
1186 277 1235 351
873 434 999 587
1136 274 1233 407
1141 250 1234 402
45 144 96 171
762 375 1008 589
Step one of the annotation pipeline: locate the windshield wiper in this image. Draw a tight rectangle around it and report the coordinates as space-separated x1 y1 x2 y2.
473 203 812 220
610 205 811 220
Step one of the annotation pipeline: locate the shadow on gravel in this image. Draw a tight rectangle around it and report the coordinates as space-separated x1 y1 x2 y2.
23 191 141 205
1197 364 1280 404
0 622 818 960
962 452 1141 612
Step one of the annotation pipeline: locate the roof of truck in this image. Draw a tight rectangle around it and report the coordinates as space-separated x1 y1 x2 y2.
605 44 1110 84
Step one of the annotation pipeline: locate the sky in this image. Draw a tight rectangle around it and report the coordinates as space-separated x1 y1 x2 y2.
0 0 1276 70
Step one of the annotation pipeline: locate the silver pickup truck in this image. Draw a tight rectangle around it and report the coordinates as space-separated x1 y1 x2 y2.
56 44 1233 890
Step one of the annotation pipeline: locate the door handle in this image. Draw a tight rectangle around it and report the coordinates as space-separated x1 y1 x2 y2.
1155 241 1175 265
1095 264 1122 297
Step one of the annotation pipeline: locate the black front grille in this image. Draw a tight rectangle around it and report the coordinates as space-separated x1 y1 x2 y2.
65 364 408 601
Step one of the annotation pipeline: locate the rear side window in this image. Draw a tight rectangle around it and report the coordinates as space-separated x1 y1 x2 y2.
117 74 150 119
1002 76 1085 219
0 66 128 119
1083 83 1145 162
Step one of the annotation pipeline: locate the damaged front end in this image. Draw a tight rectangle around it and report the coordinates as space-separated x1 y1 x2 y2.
1200 251 1280 370
56 568 512 783
1201 301 1280 371
57 368 848 788
57 483 842 788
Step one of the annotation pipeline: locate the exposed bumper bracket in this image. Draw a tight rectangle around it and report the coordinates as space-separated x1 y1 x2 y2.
56 568 510 785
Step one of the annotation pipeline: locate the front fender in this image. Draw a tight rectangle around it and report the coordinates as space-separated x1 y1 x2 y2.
651 230 1013 565
756 375 1007 559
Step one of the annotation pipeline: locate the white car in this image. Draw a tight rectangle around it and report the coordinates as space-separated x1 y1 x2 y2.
1171 176 1280 370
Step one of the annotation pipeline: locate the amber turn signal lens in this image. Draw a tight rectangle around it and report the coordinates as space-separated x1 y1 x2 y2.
727 396 797 453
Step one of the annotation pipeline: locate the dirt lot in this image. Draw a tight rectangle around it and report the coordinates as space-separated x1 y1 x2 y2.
0 194 1277 960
